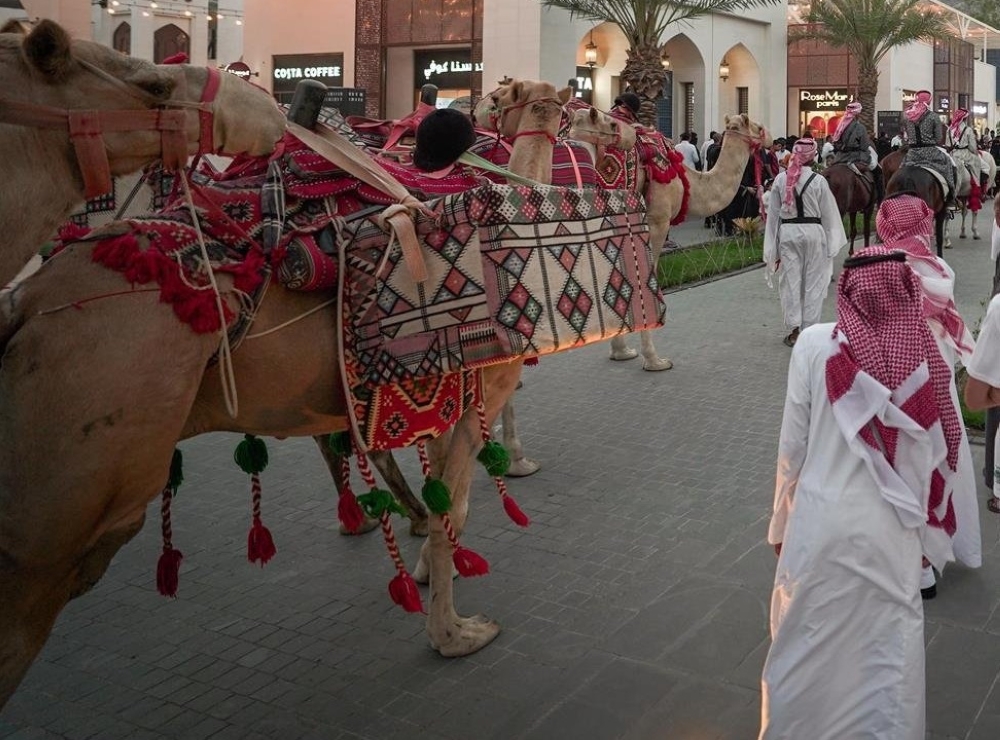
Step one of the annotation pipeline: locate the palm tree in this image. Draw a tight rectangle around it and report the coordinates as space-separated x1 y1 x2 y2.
538 0 782 127
794 0 951 132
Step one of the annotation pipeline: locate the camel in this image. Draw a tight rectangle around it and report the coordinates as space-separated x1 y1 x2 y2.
0 69 572 708
0 20 286 289
567 106 771 370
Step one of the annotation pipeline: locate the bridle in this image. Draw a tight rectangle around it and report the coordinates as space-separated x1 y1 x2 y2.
481 87 562 145
0 57 222 199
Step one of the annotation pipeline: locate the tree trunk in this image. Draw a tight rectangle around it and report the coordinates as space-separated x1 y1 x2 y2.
856 65 879 135
621 42 667 129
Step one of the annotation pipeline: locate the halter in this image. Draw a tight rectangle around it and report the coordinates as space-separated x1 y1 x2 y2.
0 58 222 199
482 89 562 145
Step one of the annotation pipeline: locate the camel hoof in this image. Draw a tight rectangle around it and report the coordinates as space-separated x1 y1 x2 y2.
339 516 380 536
642 357 674 372
505 457 541 477
609 347 639 361
429 614 501 657
409 517 430 537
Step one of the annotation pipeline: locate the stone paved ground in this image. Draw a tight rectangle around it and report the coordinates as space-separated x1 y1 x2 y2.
3 216 1000 739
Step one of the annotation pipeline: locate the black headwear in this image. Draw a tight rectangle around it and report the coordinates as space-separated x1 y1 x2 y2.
412 108 477 171
613 92 641 116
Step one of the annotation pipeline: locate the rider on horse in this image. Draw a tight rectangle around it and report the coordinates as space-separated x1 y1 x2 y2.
947 107 983 195
901 90 957 206
830 101 883 203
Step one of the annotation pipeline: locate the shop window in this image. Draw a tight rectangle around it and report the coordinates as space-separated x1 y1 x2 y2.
112 22 130 55
737 86 749 116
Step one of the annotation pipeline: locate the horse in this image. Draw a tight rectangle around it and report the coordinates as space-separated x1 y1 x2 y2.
822 163 876 255
0 42 575 705
950 150 997 242
881 149 948 257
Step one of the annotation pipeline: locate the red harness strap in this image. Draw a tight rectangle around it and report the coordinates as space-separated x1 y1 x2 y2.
197 66 221 156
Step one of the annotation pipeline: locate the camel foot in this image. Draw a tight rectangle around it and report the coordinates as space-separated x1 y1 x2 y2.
642 356 674 372
505 457 541 477
429 613 501 657
409 517 430 537
339 516 380 536
609 346 639 361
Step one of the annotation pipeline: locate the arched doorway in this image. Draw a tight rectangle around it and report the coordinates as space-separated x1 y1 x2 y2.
113 22 130 55
154 24 189 64
661 34 705 140
718 43 761 130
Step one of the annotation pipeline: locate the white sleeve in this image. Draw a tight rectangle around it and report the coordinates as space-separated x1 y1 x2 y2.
818 180 848 257
967 294 1000 387
769 342 812 545
762 177 783 274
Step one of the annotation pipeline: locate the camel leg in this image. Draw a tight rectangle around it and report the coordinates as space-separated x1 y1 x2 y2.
639 328 673 371
0 247 218 708
501 397 540 477
609 334 639 361
417 362 521 657
313 438 429 536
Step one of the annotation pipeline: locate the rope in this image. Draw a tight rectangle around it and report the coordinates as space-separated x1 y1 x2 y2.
243 297 337 339
178 174 240 418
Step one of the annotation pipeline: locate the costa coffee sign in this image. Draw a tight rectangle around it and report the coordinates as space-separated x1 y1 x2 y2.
271 53 344 95
799 88 850 111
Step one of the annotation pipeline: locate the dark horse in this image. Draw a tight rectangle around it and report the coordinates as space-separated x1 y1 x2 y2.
881 149 947 257
822 163 876 255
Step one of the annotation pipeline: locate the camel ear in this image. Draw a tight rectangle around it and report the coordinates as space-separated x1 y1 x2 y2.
741 113 750 126
23 19 74 82
557 86 572 105
1 19 29 34
509 81 524 103
589 107 598 122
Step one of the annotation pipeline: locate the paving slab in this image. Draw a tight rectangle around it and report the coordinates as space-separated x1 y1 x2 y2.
3 214 1000 739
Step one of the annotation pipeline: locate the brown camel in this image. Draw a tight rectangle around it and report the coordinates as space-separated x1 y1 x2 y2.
0 20 286 289
567 108 771 371
0 72 571 708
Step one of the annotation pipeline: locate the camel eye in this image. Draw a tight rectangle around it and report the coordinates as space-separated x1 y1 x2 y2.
143 80 172 99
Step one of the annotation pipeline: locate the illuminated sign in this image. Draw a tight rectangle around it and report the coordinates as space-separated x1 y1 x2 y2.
973 101 988 116
271 53 344 94
799 88 850 111
224 61 252 80
413 50 480 89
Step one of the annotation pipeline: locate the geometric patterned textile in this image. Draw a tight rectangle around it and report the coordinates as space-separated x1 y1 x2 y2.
339 181 664 450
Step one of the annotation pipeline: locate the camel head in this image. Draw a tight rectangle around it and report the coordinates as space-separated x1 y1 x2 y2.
0 20 284 184
473 79 571 140
722 113 772 149
567 106 638 151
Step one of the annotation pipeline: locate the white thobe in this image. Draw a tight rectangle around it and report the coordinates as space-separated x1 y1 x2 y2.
968 295 1000 500
761 325 926 740
906 256 980 570
763 172 847 330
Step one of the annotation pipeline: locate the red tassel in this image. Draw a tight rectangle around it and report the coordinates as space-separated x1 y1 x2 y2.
524 356 539 367
502 493 531 527
247 517 276 566
388 571 424 613
453 546 490 577
156 547 183 597
338 491 366 534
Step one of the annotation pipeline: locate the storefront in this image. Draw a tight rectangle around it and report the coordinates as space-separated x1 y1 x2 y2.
973 100 989 133
413 48 481 110
797 87 850 139
271 52 345 104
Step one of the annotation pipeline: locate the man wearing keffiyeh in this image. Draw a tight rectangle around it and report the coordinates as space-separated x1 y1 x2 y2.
829 101 871 170
762 138 846 347
760 247 961 739
876 193 981 595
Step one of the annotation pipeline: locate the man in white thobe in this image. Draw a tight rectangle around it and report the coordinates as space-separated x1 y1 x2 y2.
763 138 847 347
761 246 963 739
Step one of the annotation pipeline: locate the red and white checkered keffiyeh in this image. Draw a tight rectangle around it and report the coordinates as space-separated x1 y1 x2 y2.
905 90 932 123
830 101 861 143
783 138 817 208
826 246 960 542
876 194 975 360
949 108 969 142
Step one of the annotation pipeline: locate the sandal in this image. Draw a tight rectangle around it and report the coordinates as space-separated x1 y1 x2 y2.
988 497 1000 514
783 328 800 347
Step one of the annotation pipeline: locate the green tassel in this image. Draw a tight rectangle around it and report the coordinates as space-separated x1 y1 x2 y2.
421 477 452 514
356 488 407 519
167 448 184 492
327 431 353 456
233 434 269 475
477 440 510 478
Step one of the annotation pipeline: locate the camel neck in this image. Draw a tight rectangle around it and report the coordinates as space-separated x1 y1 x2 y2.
681 133 753 218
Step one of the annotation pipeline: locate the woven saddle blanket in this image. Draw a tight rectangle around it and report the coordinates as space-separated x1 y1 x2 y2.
339 181 664 451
